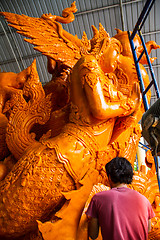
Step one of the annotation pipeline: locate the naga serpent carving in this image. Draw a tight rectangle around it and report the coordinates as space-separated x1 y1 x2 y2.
0 2 160 239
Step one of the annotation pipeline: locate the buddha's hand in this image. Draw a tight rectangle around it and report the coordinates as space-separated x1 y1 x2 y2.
130 82 142 115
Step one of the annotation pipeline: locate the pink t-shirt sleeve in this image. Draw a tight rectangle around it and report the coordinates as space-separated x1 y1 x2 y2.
148 201 155 219
86 196 98 218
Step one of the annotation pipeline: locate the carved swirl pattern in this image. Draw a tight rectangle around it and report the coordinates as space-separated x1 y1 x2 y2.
0 145 75 237
6 61 52 160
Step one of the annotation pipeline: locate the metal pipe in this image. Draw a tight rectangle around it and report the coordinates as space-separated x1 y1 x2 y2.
143 30 160 36
145 64 160 68
138 29 160 98
131 0 155 40
128 30 150 111
139 0 155 31
119 0 125 31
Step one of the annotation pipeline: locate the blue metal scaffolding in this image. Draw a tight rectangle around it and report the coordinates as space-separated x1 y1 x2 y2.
128 0 160 190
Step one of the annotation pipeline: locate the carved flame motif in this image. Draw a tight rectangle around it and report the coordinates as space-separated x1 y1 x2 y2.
0 2 159 240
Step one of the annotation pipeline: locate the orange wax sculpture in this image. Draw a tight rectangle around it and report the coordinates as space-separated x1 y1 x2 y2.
0 2 160 240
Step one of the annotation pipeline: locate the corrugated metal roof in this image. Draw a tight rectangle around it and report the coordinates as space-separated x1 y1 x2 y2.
0 0 160 104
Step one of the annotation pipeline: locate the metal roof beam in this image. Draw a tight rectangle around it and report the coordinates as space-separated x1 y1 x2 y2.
0 53 42 66
0 20 22 71
75 0 142 16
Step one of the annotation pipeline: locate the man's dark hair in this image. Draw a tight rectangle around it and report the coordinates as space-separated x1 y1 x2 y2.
105 157 133 184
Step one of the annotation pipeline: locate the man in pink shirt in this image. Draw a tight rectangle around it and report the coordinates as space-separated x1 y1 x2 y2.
86 157 155 240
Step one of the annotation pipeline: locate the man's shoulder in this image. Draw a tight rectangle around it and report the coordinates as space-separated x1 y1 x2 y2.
127 188 151 203
93 187 150 200
93 189 113 199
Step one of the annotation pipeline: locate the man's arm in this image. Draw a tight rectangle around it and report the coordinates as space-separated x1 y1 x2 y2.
88 217 99 239
148 219 151 232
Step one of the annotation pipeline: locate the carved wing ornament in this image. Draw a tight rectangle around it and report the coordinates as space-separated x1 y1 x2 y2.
0 3 82 69
0 9 109 69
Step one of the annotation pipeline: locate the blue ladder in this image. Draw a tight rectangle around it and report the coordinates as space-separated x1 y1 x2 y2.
127 0 160 190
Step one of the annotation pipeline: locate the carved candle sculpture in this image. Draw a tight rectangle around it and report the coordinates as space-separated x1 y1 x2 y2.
0 2 160 239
